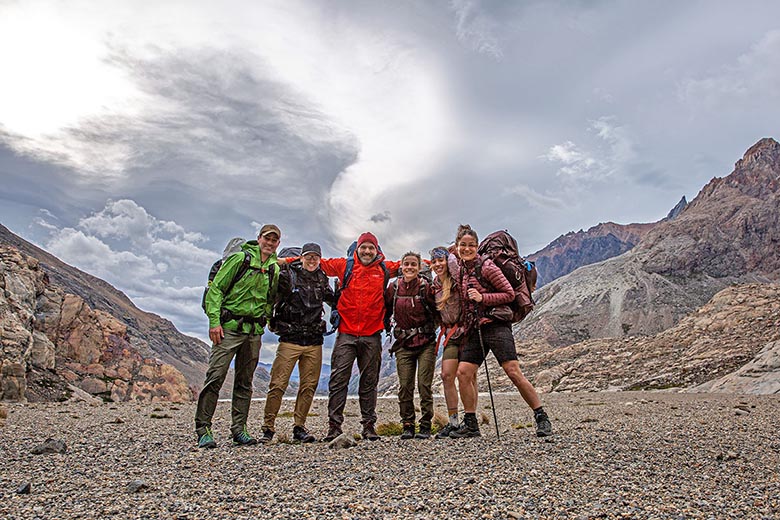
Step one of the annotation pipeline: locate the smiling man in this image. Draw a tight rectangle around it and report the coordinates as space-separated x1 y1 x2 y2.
319 232 400 441
195 224 281 448
261 242 335 444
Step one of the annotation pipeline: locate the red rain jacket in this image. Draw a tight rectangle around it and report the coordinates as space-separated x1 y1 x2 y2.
320 253 400 337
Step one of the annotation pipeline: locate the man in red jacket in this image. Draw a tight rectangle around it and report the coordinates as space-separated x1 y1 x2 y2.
319 232 400 441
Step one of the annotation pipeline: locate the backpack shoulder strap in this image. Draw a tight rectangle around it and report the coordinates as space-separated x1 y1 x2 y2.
267 261 279 302
388 278 399 330
380 261 390 289
225 250 252 296
341 241 358 290
418 277 434 319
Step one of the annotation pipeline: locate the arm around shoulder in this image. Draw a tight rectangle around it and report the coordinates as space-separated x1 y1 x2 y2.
319 257 347 278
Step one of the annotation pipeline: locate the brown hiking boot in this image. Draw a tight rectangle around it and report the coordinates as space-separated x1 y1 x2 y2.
400 423 415 440
362 424 380 441
322 426 342 443
449 413 481 439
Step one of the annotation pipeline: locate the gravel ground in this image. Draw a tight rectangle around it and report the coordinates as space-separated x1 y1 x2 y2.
1 392 779 519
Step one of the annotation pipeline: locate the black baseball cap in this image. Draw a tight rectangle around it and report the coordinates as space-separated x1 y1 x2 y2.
301 242 322 257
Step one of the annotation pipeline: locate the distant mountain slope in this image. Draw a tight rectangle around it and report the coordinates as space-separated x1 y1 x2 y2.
528 197 686 289
516 138 780 348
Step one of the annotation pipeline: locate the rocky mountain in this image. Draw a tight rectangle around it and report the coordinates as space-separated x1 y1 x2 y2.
529 221 658 288
0 224 210 390
0 226 272 401
520 283 780 394
467 283 779 395
516 138 780 349
528 197 687 289
1 246 192 402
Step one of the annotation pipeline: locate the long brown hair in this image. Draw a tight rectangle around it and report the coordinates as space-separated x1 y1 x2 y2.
430 246 453 311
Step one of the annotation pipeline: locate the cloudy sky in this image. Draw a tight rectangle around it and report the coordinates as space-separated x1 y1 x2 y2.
1 0 779 358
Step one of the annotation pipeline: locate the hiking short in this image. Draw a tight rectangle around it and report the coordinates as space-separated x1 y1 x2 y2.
459 322 518 366
442 335 464 361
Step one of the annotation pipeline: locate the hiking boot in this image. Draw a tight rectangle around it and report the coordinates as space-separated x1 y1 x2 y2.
449 414 481 439
259 428 274 444
415 426 431 440
232 426 258 446
535 411 553 437
293 425 316 443
322 426 343 443
400 423 415 440
197 428 217 449
435 423 457 439
362 424 380 441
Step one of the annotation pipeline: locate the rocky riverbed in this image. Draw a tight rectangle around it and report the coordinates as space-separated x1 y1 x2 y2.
2 392 779 519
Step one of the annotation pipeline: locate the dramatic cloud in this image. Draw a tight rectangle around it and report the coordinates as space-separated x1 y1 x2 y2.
2 0 780 340
37 199 216 338
46 228 162 289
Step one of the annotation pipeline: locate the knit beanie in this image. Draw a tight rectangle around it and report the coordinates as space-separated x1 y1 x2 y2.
357 232 378 249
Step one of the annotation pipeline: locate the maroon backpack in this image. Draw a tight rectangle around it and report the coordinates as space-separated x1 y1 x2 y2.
477 230 537 322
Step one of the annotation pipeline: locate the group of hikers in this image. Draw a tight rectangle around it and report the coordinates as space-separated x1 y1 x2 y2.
194 224 552 448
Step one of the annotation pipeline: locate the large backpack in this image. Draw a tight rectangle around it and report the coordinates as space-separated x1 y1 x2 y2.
201 238 277 313
476 230 537 323
329 240 391 331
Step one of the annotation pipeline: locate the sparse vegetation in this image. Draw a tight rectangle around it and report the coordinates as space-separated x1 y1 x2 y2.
375 422 403 436
374 421 441 436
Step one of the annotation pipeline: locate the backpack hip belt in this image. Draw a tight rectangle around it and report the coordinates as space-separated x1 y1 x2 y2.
393 323 435 340
220 309 267 332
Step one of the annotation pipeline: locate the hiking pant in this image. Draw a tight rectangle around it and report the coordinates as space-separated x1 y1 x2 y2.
195 329 261 437
395 340 436 430
327 332 382 429
263 341 323 431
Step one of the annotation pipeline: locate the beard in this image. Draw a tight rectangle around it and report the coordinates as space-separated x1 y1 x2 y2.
359 253 376 265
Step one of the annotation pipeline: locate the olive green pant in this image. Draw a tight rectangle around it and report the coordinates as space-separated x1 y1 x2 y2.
195 329 261 437
395 340 436 429
263 341 323 431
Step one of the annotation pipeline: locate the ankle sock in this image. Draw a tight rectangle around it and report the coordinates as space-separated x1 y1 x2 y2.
448 412 459 427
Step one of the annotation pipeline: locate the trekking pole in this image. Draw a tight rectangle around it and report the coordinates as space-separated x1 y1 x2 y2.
474 307 501 441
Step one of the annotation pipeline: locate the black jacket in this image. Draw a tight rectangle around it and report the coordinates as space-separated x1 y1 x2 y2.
271 264 335 346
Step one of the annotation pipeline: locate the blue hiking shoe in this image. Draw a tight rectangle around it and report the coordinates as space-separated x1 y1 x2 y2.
232 426 258 446
198 428 217 449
